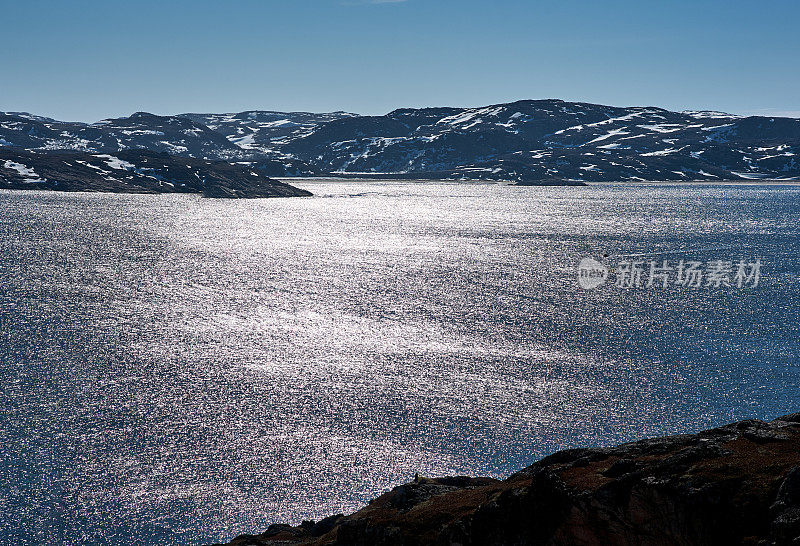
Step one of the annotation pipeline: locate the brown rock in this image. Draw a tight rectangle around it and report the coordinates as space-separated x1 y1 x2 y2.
216 414 800 546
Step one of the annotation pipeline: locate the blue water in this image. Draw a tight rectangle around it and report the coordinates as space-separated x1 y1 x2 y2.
1 181 799 544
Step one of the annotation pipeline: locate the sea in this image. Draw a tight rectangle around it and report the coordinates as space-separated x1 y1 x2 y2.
1 180 799 544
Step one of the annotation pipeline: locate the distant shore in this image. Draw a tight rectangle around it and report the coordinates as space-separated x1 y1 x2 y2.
286 177 800 186
588 179 800 186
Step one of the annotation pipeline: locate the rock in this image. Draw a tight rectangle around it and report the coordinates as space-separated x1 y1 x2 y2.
216 413 800 545
310 515 343 538
601 458 639 478
772 469 800 544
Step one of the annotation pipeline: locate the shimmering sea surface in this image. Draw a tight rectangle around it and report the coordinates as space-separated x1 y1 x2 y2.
1 181 799 545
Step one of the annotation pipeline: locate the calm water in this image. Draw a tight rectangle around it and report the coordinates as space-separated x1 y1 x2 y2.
1 181 799 545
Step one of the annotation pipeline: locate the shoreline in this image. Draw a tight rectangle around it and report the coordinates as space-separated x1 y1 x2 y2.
587 179 800 186
284 177 800 186
216 413 800 546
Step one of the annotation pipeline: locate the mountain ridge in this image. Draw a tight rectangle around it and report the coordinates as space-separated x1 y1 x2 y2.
2 99 799 183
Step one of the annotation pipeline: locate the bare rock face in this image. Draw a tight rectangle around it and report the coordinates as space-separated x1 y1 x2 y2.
216 414 800 546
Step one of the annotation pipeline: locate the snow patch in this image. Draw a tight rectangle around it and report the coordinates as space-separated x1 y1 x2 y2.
683 111 738 120
231 133 256 149
587 128 629 144
731 171 771 180
3 160 44 182
94 154 135 171
641 147 686 157
637 124 683 134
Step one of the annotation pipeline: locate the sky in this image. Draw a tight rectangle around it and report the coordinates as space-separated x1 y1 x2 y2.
1 0 799 122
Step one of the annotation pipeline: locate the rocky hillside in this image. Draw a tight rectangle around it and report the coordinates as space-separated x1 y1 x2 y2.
179 111 357 177
2 100 799 182
216 413 800 545
179 111 356 155
0 148 312 198
280 101 799 182
0 110 346 177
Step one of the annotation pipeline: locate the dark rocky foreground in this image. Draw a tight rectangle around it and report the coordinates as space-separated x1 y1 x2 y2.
216 413 800 546
0 148 311 198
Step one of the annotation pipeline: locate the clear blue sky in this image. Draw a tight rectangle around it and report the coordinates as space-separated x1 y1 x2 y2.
2 0 799 121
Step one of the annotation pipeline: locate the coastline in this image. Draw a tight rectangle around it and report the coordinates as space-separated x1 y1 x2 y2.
284 177 800 186
586 179 800 186
216 413 800 546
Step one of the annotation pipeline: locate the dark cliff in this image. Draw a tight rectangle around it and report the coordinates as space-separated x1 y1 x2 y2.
218 413 800 546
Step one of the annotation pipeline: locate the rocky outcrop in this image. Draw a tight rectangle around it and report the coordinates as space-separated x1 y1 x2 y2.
217 413 800 545
0 148 311 198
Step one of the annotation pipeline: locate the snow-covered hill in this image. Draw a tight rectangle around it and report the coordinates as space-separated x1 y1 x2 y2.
281 100 800 182
2 100 798 182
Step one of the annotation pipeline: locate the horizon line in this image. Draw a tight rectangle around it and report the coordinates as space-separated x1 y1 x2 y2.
4 99 800 124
